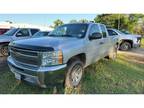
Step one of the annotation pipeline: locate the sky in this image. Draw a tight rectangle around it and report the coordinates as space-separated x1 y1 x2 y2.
0 14 97 26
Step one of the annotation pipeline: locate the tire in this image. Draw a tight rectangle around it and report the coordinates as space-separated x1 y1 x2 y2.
108 45 117 60
0 45 8 56
65 58 84 89
120 42 131 51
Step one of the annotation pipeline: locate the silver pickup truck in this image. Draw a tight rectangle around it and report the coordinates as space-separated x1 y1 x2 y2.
0 28 39 56
8 23 118 89
107 28 141 51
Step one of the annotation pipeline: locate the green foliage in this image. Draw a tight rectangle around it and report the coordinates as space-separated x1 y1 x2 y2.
81 54 144 94
94 14 144 35
94 14 120 28
69 19 78 23
53 19 64 28
79 19 89 23
53 14 144 33
69 19 89 23
52 14 144 36
141 38 144 48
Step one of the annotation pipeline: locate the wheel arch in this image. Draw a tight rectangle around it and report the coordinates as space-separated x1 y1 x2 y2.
66 53 86 66
120 39 133 48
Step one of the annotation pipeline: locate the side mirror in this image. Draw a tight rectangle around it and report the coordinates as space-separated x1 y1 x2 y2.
16 32 23 37
89 32 102 40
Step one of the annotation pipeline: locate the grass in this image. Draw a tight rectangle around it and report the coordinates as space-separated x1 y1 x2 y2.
81 55 144 94
0 52 144 94
141 37 144 48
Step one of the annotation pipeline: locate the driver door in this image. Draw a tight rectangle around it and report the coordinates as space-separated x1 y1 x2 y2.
86 24 103 64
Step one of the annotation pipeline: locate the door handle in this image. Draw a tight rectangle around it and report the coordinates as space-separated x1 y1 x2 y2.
99 42 104 45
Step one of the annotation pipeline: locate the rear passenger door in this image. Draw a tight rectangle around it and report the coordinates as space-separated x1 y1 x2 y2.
99 24 110 56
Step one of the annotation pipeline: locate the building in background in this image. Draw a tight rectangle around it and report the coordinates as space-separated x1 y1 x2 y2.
0 22 11 35
0 21 53 35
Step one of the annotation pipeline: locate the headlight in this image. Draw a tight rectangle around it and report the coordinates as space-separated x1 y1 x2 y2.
41 50 63 66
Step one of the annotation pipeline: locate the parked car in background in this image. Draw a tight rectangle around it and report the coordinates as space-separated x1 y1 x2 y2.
107 28 141 51
8 22 118 90
0 28 9 35
32 31 50 38
0 28 40 56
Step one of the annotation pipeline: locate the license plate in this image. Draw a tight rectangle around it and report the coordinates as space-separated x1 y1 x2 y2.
15 73 21 80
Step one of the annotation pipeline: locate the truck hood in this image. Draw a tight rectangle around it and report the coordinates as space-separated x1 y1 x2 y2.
126 34 141 38
118 34 141 39
11 37 83 50
0 34 12 43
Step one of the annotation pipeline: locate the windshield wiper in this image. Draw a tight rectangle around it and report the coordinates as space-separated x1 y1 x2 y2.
48 34 57 37
48 34 78 38
60 34 78 38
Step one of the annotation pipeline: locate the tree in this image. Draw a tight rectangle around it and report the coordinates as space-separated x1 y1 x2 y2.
133 18 144 37
69 19 89 23
94 14 129 29
69 19 77 23
53 19 64 28
79 19 89 23
94 14 144 34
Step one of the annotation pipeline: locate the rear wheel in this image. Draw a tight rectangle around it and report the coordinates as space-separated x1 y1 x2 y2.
65 58 84 93
0 45 8 56
120 42 131 51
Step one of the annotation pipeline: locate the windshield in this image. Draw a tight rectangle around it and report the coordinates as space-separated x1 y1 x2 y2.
33 31 49 37
48 24 88 38
4 28 18 36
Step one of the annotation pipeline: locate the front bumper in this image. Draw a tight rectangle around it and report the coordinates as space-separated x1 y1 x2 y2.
133 37 141 48
133 43 141 48
133 42 141 48
7 56 67 88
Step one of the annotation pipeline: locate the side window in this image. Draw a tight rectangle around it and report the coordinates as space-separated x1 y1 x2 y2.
89 24 102 39
16 29 30 37
100 25 107 38
31 29 39 35
108 30 118 36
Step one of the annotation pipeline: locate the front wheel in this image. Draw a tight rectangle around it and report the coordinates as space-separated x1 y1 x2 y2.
120 42 131 51
0 45 8 56
65 58 84 93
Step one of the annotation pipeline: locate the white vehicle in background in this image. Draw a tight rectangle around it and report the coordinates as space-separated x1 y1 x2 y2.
0 28 40 56
107 28 141 51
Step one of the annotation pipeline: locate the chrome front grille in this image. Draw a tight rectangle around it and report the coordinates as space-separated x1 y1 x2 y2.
10 46 40 66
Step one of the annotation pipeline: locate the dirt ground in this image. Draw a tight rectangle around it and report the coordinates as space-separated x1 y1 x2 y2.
118 48 144 64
